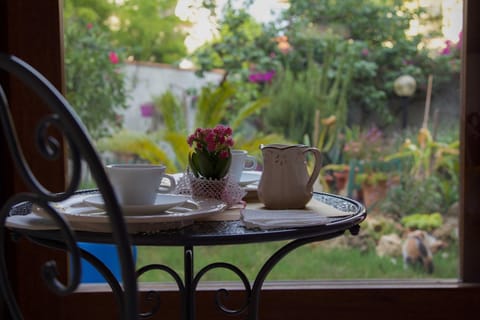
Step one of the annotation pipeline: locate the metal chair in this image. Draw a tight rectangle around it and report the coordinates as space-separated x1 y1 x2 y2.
0 53 138 319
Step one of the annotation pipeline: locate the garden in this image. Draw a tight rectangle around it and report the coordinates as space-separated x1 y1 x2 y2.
65 0 461 280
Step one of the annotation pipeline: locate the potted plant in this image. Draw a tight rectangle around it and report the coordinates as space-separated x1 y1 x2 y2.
187 124 234 199
187 124 234 180
354 171 387 209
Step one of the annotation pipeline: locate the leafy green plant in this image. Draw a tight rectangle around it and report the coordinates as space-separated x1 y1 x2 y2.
64 0 188 64
138 81 287 172
401 213 443 232
282 0 458 125
343 125 396 163
385 128 459 180
96 130 175 170
64 17 128 139
310 114 337 159
264 42 354 144
355 171 389 187
381 174 452 219
195 0 460 127
263 66 316 143
193 4 280 81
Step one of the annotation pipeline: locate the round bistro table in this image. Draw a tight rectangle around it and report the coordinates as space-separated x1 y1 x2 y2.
6 191 366 320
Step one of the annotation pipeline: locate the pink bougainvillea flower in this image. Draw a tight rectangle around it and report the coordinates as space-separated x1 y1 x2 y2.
140 102 155 117
109 51 119 64
262 71 275 82
248 70 276 83
457 31 463 50
441 40 453 55
248 73 260 83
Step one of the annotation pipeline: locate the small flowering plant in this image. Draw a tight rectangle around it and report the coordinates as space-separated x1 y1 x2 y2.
187 124 234 179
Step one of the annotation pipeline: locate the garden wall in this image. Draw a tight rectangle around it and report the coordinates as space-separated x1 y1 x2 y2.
349 78 460 132
120 61 224 132
121 61 460 135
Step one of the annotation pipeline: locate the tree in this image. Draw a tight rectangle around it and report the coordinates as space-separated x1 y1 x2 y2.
64 18 128 139
193 0 458 127
193 4 280 81
110 0 188 63
64 0 189 64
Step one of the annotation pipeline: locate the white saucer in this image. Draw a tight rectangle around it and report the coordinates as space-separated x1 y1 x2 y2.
83 194 190 216
239 170 262 187
28 194 227 233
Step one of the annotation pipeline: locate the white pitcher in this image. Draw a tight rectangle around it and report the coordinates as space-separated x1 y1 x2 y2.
258 144 322 209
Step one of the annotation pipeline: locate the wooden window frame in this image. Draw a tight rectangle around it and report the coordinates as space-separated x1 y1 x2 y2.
1 1 479 319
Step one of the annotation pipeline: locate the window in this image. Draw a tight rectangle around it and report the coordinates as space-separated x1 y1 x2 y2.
83 1 462 282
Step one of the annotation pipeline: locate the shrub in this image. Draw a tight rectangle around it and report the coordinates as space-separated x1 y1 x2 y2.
401 213 443 232
64 18 128 139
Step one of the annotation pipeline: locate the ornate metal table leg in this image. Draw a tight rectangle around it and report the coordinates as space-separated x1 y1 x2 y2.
248 230 346 320
136 263 185 319
27 236 125 306
184 245 195 320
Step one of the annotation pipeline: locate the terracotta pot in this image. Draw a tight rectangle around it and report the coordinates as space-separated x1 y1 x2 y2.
333 170 349 193
361 180 388 211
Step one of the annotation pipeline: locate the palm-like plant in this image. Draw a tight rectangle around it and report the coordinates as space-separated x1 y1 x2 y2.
155 81 287 172
98 80 289 172
96 130 175 169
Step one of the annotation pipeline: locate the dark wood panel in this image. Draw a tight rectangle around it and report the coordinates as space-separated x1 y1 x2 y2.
63 283 480 320
461 0 480 282
1 1 67 320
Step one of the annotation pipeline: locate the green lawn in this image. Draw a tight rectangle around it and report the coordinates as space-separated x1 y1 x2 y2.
136 239 458 283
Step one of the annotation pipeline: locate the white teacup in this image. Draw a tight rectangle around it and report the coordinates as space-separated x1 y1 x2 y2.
229 150 258 183
105 164 176 205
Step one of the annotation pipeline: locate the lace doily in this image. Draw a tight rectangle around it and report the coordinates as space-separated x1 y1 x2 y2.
175 171 246 208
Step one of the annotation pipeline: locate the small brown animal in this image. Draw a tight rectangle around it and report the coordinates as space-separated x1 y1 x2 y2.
402 230 436 273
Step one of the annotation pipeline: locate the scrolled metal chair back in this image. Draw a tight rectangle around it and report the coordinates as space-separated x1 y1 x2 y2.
0 53 138 319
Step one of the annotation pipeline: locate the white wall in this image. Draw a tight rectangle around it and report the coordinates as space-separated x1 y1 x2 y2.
121 62 223 132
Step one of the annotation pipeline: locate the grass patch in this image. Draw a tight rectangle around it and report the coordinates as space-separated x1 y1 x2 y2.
136 239 458 282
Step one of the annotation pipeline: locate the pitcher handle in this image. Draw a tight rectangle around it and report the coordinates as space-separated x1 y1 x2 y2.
304 147 322 191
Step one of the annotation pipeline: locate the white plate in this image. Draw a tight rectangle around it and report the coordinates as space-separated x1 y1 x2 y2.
83 194 190 216
28 194 227 233
239 170 262 187
66 196 226 223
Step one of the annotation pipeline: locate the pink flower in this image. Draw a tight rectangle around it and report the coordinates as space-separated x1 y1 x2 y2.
109 51 119 64
86 23 93 30
219 150 229 159
187 135 195 146
361 48 369 57
187 124 234 179
207 142 217 152
441 40 454 55
248 71 276 83
187 124 234 156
